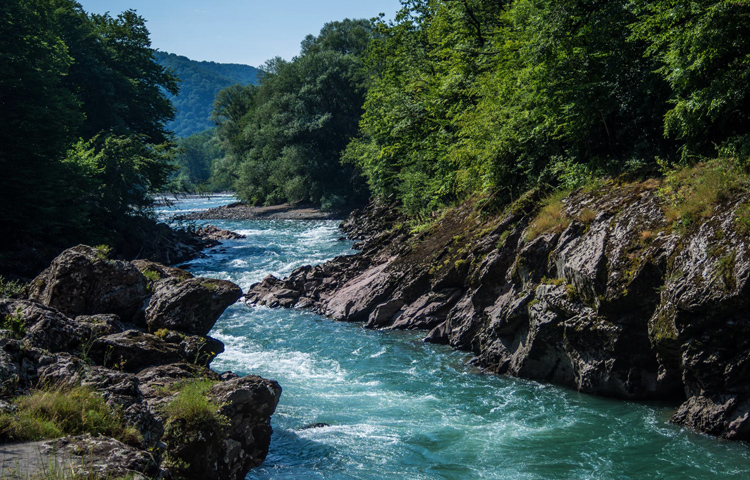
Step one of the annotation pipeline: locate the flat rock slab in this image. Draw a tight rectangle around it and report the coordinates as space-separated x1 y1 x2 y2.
0 441 74 478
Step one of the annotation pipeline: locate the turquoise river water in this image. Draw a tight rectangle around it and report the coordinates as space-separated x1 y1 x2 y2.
158 196 750 479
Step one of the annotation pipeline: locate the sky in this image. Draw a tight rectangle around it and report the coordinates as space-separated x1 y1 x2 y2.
76 0 403 67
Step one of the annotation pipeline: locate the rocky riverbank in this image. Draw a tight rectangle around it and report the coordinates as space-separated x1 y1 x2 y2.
0 218 237 281
0 245 280 479
247 180 750 442
178 202 348 221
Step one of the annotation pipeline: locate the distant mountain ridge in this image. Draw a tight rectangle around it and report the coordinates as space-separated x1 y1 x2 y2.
154 51 260 137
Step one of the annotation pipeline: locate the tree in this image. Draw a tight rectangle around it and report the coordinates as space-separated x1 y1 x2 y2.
635 0 750 161
213 19 373 208
0 0 82 244
0 0 178 253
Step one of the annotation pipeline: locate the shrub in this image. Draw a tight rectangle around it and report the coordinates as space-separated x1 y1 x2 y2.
0 276 26 299
141 269 160 282
94 245 112 261
1 307 26 338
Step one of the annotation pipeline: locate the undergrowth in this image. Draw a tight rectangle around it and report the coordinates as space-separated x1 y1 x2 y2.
0 276 26 299
659 159 750 230
0 385 140 445
1 307 26 338
525 190 572 241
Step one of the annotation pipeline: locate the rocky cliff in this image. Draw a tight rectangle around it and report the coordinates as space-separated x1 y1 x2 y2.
1 245 280 479
247 180 750 441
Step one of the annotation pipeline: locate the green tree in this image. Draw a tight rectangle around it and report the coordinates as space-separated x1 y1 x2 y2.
0 0 83 244
1 0 178 254
213 19 373 208
634 0 750 161
169 130 225 192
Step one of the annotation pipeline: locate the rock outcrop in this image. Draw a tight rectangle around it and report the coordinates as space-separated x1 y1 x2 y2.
0 246 280 480
196 224 247 241
247 183 750 441
27 245 150 323
146 277 242 336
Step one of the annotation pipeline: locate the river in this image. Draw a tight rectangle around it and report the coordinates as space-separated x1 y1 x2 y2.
158 196 750 480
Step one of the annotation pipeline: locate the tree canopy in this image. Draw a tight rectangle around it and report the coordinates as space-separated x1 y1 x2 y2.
212 19 373 209
0 0 177 251
342 0 750 217
154 52 260 137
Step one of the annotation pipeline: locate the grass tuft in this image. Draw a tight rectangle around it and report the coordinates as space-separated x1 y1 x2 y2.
163 379 226 433
0 385 141 445
525 190 572 241
660 159 750 230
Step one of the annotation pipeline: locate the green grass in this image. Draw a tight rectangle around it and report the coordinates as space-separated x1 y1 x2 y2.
0 385 141 445
525 190 572 241
660 159 750 230
162 379 226 433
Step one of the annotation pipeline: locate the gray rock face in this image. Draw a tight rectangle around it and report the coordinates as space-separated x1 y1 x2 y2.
27 245 149 323
1 251 278 480
162 376 282 480
146 277 242 336
246 188 750 440
51 435 161 479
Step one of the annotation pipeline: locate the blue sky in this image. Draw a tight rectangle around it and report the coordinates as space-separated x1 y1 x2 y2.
76 0 403 67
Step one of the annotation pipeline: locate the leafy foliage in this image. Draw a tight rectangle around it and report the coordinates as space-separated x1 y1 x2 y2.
634 0 750 161
212 19 373 207
154 52 260 137
344 0 750 218
168 130 226 192
0 0 177 255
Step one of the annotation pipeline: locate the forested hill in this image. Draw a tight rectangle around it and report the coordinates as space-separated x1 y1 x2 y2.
154 52 259 137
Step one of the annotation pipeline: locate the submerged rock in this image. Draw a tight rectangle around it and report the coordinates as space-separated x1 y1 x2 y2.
196 224 247 241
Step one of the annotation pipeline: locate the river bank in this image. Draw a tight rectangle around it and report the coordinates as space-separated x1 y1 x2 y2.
0 245 280 479
247 178 750 442
177 202 350 221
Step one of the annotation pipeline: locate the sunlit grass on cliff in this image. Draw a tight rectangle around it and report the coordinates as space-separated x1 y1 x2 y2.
162 379 226 433
660 158 750 231
525 190 572 241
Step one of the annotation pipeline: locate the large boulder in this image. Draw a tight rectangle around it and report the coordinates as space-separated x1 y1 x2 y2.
28 245 149 323
90 330 184 372
146 277 242 336
162 375 282 480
